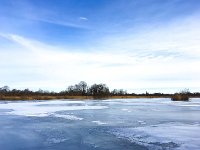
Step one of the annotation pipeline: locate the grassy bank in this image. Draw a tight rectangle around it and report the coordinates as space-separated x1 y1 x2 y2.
0 95 172 100
0 96 93 100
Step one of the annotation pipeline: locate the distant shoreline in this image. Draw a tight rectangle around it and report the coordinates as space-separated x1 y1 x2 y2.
1 95 199 101
1 83 200 101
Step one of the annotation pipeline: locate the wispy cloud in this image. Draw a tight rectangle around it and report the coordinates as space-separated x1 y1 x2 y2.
79 17 88 21
0 31 200 92
98 13 200 60
31 17 89 29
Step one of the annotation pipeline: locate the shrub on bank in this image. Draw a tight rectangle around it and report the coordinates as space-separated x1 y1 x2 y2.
171 89 190 101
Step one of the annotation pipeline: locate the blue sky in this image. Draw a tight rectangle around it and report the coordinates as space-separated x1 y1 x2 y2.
0 0 200 93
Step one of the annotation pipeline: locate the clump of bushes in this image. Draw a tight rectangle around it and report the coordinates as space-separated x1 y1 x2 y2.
171 89 190 101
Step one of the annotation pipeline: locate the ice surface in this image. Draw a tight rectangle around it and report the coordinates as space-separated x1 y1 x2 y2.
0 98 200 150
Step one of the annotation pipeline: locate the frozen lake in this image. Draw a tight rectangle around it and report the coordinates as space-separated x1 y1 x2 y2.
0 98 200 150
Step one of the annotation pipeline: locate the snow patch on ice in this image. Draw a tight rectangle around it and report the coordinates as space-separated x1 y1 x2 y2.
110 122 200 150
137 120 146 125
121 108 132 112
121 108 129 111
92 120 107 125
0 100 108 117
179 104 200 107
46 138 67 144
53 114 83 120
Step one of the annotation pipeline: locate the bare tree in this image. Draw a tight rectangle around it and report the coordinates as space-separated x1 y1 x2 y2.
78 81 88 95
0 86 10 92
89 83 110 98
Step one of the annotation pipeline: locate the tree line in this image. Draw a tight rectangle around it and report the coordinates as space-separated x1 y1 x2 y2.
0 81 127 99
0 81 200 99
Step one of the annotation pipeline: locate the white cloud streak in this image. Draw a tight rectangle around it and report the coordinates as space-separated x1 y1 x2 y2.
79 17 88 21
32 17 89 29
100 13 200 58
